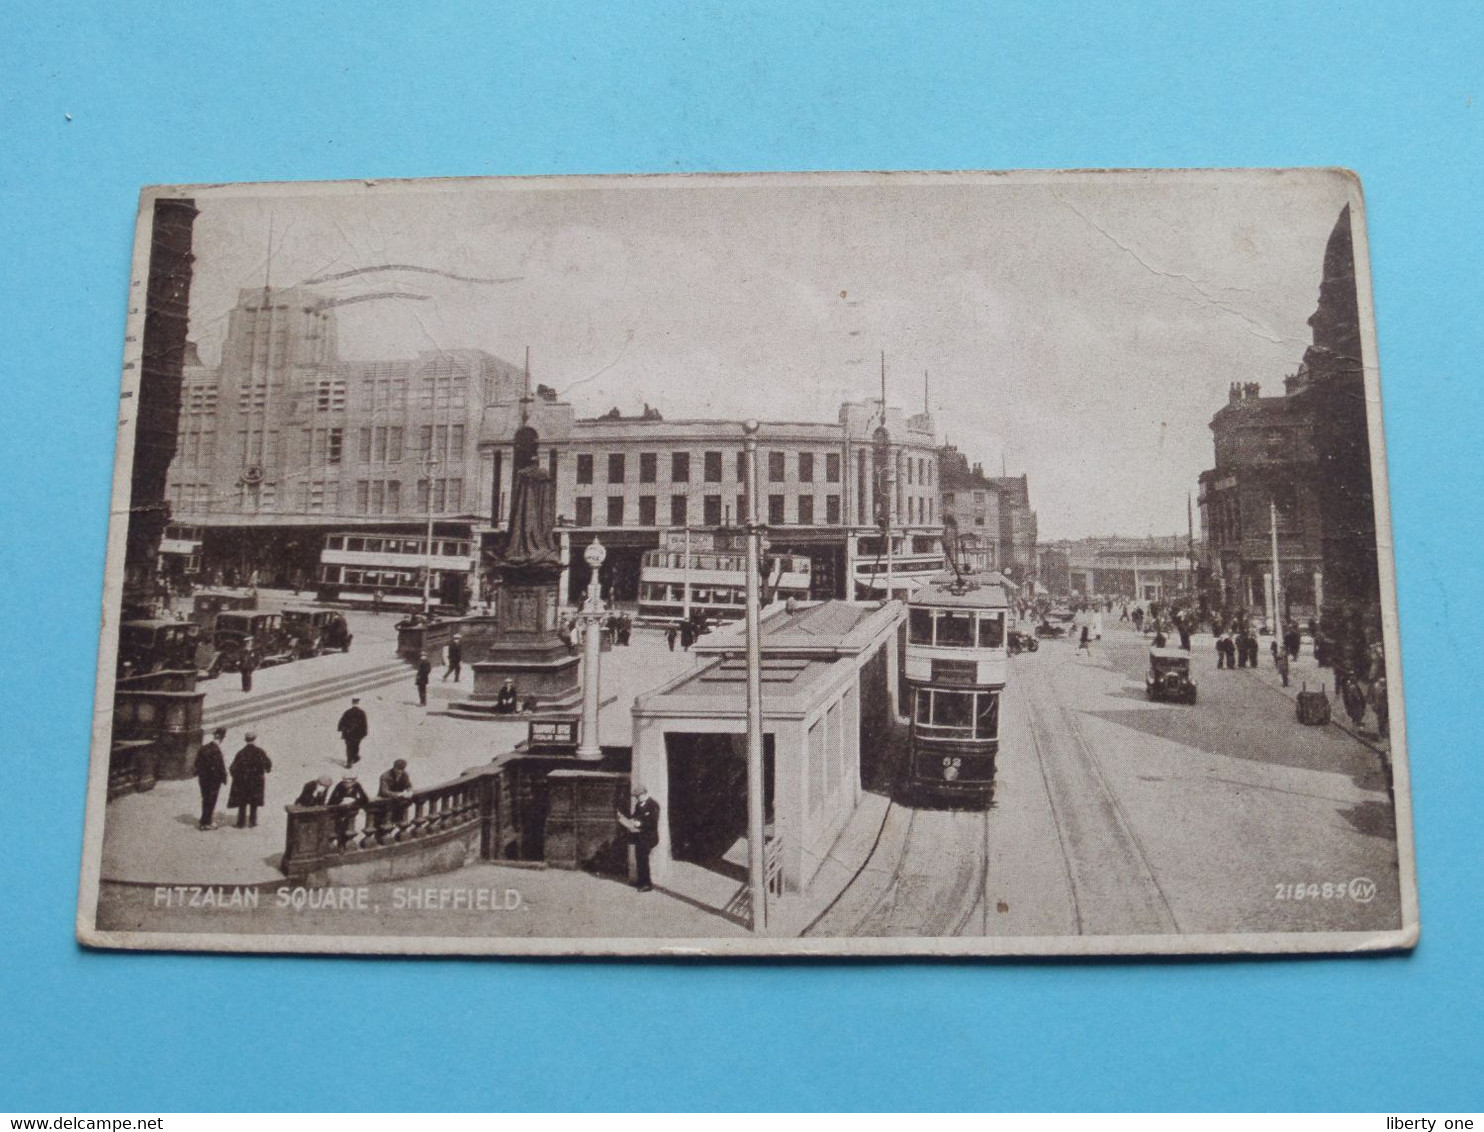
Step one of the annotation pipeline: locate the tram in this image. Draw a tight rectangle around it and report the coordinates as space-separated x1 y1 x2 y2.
637 529 811 624
316 532 476 611
850 530 944 600
902 570 1013 800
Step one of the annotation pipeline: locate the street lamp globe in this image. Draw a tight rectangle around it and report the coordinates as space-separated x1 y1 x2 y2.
584 538 607 570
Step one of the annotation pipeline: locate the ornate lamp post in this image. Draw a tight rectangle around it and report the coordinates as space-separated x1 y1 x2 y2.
575 537 607 760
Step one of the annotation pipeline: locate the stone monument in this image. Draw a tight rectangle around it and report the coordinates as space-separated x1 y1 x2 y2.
451 405 581 716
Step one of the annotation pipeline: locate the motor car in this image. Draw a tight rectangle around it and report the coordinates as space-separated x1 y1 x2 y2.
117 619 200 675
282 608 354 656
1146 647 1198 704
206 611 293 672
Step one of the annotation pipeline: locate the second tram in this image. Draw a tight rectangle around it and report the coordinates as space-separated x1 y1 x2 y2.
316 532 476 611
902 571 1012 800
637 529 811 624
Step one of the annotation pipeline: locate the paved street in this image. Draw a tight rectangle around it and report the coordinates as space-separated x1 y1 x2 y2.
809 623 1402 939
100 605 700 887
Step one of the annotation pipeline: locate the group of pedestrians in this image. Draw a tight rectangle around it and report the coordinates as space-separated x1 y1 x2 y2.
193 695 422 833
192 726 272 830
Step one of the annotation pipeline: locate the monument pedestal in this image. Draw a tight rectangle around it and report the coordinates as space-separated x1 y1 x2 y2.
449 564 581 717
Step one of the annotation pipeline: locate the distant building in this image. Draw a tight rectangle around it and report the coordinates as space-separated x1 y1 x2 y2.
1042 535 1196 602
937 447 1038 582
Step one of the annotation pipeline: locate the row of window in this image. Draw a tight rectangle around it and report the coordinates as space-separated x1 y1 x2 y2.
349 478 465 516
637 582 806 607
325 536 472 557
640 551 810 574
908 608 1007 649
574 493 844 528
913 687 1001 739
575 450 847 487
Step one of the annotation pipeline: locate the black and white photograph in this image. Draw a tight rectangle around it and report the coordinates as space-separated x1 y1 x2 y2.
78 168 1416 956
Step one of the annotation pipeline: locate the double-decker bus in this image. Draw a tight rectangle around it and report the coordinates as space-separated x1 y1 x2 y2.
851 530 944 601
902 571 1012 801
637 529 811 624
317 532 476 611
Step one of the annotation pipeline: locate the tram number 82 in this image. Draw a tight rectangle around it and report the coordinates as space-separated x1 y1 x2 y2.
941 756 963 782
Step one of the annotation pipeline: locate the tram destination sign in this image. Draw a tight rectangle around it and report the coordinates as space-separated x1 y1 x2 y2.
77 168 1416 958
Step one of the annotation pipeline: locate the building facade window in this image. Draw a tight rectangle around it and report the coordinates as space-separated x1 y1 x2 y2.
736 451 747 482
638 495 657 526
703 495 722 526
640 452 657 483
768 451 786 482
768 494 785 525
327 428 343 465
575 496 593 526
670 494 688 527
825 452 840 483
798 495 814 525
736 493 747 523
704 451 723 482
671 452 690 482
607 453 626 484
606 496 625 526
826 494 841 525
799 452 814 482
576 454 594 484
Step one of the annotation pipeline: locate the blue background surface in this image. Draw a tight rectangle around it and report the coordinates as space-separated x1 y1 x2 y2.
2 0 1479 1112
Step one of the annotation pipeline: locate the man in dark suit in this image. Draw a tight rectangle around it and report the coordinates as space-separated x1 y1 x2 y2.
227 732 272 828
414 652 432 706
617 786 661 892
336 696 369 767
442 634 463 682
329 774 371 808
238 646 258 692
194 727 229 830
378 759 413 800
295 774 333 807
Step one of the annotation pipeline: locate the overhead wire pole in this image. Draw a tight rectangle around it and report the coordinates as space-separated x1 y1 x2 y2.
1269 497 1283 629
422 447 439 616
742 419 767 934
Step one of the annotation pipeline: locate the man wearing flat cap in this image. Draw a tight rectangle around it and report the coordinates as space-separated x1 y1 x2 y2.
227 731 272 828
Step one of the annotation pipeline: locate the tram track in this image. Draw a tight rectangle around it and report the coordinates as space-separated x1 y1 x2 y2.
1025 650 1180 935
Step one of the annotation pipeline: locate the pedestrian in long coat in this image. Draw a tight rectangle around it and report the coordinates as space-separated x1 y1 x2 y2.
194 727 229 830
337 697 369 767
227 733 272 828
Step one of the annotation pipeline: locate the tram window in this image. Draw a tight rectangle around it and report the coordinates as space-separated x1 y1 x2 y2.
937 612 975 647
909 608 933 643
934 690 974 728
347 538 365 552
914 689 932 724
327 536 344 550
976 692 1000 739
978 614 1005 648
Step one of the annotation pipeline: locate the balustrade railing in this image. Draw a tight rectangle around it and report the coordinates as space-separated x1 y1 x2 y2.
281 769 499 878
765 834 785 899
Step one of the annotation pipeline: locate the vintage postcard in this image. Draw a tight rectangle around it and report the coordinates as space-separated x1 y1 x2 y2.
77 169 1417 956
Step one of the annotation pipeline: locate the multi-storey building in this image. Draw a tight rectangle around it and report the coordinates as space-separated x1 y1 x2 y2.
481 400 942 603
937 446 1038 581
166 284 529 584
1196 205 1372 627
167 283 942 603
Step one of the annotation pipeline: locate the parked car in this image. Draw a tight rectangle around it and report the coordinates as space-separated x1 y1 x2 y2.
1007 628 1039 654
1146 647 1197 704
117 619 201 676
204 611 293 673
282 608 354 657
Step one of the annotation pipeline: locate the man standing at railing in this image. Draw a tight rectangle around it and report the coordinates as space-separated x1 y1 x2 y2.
337 696 369 768
616 786 660 893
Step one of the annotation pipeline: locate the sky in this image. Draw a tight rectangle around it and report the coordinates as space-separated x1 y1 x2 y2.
171 170 1357 540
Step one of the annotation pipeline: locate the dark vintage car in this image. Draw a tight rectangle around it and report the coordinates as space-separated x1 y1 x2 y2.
1007 627 1039 654
1146 647 1198 704
191 590 258 634
117 619 201 676
204 611 294 672
282 608 353 657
